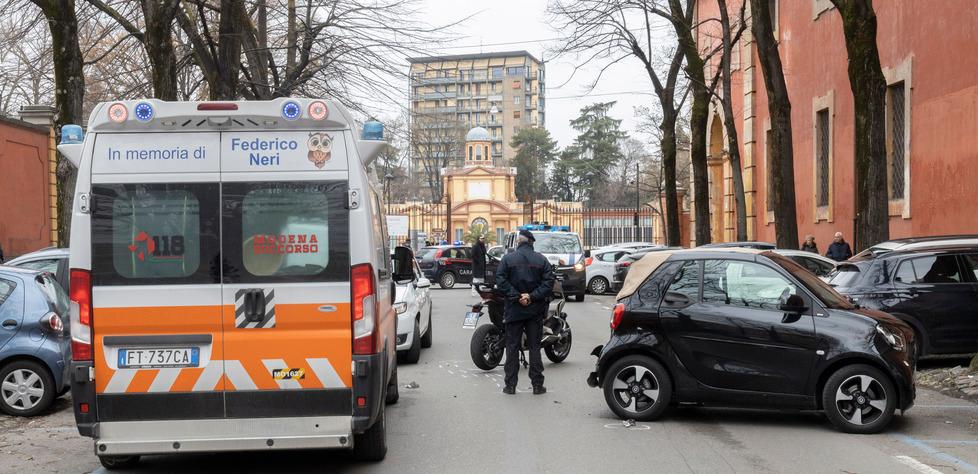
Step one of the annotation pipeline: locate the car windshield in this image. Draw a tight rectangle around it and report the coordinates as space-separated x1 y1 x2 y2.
533 233 582 254
826 266 863 288
766 253 855 309
416 247 440 260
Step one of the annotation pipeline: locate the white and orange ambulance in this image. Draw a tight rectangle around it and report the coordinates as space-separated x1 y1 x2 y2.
58 98 399 468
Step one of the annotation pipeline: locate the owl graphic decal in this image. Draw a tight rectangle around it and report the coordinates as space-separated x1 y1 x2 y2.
307 132 333 169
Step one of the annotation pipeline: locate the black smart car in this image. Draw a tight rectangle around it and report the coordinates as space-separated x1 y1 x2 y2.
588 249 916 434
828 243 978 356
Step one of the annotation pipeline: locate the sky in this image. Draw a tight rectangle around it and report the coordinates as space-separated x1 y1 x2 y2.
392 0 665 149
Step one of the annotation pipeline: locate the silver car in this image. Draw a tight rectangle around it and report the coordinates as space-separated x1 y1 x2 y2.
586 247 635 294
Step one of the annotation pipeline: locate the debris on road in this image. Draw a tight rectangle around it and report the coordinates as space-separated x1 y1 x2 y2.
404 381 420 389
622 419 635 427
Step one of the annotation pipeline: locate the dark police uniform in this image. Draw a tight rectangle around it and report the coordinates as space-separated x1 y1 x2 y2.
494 231 555 392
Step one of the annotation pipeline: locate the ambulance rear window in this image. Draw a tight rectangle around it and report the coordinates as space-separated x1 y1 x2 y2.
91 183 220 285
241 187 330 276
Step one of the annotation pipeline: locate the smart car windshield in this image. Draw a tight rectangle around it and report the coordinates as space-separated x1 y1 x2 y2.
765 253 855 310
533 233 583 254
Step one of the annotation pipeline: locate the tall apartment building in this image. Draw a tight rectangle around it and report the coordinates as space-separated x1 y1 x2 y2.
407 51 545 186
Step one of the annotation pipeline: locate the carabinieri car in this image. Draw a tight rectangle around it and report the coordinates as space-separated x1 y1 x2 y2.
587 248 916 434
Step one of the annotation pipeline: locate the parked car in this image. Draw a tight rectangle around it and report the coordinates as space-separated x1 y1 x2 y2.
393 256 433 364
416 245 473 289
587 248 916 434
698 241 776 250
503 226 587 301
5 248 69 293
487 245 506 260
586 247 636 294
853 234 978 259
827 244 978 356
0 266 71 417
611 247 681 293
598 242 657 251
773 249 837 279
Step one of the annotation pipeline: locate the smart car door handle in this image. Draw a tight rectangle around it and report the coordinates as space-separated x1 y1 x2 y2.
1 319 17 329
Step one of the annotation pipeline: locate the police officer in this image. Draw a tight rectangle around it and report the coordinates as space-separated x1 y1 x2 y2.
495 229 555 395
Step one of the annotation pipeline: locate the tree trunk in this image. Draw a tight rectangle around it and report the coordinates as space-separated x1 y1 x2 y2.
831 0 889 251
212 0 244 100
141 1 180 100
669 0 711 245
718 0 749 241
660 115 682 247
750 0 799 249
32 0 84 246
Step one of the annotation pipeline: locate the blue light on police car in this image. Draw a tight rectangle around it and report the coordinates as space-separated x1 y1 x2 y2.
133 102 154 122
60 124 84 144
282 101 301 120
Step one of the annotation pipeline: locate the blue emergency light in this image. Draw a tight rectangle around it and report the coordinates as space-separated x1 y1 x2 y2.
60 124 84 144
518 224 571 232
362 120 384 140
134 102 154 122
281 101 301 120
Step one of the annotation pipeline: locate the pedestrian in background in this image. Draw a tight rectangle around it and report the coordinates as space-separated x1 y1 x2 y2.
495 229 554 395
471 235 487 296
826 232 853 261
800 235 819 253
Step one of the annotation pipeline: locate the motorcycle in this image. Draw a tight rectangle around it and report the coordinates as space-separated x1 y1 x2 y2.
465 276 573 370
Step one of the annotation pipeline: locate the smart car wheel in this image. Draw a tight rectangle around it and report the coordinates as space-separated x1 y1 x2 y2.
602 355 671 421
822 364 896 434
0 360 56 417
588 277 608 294
439 272 456 289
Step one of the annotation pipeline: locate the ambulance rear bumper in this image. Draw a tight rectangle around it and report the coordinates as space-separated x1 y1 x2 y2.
92 416 353 456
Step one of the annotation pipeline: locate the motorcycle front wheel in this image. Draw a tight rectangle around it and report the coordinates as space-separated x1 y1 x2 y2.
544 328 572 363
470 324 505 370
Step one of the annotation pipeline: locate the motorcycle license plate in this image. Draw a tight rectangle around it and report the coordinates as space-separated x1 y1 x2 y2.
462 312 481 329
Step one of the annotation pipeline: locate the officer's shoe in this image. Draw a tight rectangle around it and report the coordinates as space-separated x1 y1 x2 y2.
502 385 516 395
532 385 547 395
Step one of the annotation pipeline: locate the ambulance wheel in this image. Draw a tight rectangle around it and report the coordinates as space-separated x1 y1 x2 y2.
439 272 457 289
352 404 387 461
385 367 399 405
98 455 140 470
401 320 421 364
420 307 433 348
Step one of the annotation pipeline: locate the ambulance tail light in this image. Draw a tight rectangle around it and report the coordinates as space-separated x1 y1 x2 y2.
69 269 93 361
351 263 379 355
197 103 239 111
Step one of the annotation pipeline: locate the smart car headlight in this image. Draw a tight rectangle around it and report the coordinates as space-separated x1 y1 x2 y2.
876 324 905 351
393 302 408 314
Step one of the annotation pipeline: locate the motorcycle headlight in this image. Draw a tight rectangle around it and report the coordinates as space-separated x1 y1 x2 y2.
876 324 905 351
393 302 408 314
574 262 584 272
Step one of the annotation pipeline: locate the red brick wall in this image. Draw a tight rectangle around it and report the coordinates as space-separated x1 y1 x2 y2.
0 119 52 258
697 0 978 250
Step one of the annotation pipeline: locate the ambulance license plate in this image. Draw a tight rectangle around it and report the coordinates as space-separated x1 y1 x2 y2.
118 348 200 369
462 312 481 329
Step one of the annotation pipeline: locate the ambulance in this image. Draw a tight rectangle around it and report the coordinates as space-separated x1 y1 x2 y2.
58 98 399 468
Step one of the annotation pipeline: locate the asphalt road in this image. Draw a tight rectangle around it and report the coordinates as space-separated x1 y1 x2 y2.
2 288 978 473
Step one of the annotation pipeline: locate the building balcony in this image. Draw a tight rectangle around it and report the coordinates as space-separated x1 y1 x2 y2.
413 76 458 85
424 91 457 100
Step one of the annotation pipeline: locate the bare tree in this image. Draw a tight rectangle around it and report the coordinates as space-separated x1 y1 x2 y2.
409 112 466 202
750 0 798 248
548 0 687 246
713 0 749 240
830 0 888 250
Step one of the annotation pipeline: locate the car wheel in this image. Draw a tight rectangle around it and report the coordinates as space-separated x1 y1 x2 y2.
574 293 585 302
402 319 421 364
822 364 896 434
588 277 609 295
602 355 672 422
385 366 399 405
439 272 456 289
420 307 433 349
99 455 141 470
0 360 56 417
352 402 387 461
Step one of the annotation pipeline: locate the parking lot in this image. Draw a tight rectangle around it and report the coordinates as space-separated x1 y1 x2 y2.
2 288 978 473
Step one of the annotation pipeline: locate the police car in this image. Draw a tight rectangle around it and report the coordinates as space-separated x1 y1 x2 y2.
503 225 586 301
58 98 399 468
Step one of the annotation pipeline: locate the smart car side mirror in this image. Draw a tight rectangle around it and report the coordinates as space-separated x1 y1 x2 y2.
392 246 415 284
779 294 808 315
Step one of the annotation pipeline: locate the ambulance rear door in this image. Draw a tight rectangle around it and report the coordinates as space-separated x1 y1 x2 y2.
89 132 226 421
218 130 353 419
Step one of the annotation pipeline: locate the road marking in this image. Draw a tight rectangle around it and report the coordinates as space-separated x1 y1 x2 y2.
921 440 978 446
602 422 651 430
895 435 978 474
894 455 944 474
602 306 611 310
914 404 978 410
